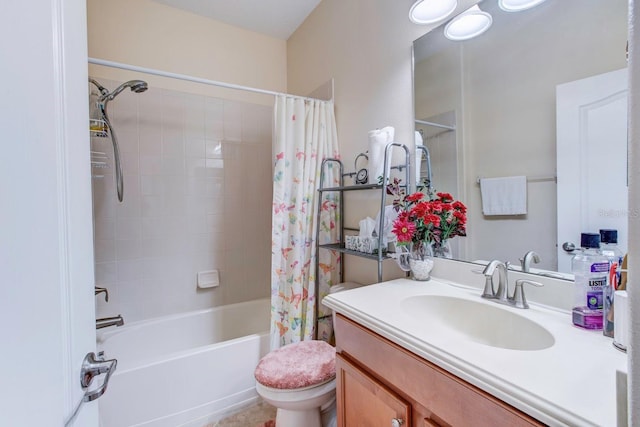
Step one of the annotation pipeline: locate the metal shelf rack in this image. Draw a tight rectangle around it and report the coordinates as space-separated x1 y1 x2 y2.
314 142 411 338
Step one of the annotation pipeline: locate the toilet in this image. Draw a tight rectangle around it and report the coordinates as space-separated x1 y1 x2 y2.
254 340 336 427
254 282 362 427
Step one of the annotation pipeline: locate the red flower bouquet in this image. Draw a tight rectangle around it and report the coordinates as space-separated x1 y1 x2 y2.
389 181 467 254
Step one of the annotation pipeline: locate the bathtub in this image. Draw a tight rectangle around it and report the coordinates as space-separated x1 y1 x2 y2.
97 298 271 427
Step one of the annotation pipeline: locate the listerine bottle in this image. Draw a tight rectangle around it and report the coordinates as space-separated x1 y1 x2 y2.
572 233 609 330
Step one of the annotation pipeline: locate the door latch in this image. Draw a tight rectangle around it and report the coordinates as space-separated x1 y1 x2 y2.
80 352 117 402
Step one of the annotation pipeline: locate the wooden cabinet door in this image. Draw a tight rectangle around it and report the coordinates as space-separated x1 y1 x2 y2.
337 353 411 427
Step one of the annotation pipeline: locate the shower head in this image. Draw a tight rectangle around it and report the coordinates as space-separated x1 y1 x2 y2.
99 80 148 103
127 80 148 93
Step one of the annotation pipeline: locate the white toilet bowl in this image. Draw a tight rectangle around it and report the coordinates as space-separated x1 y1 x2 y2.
255 282 362 427
254 340 337 427
256 378 336 427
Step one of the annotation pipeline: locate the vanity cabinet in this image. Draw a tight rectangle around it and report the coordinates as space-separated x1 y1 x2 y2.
334 314 545 427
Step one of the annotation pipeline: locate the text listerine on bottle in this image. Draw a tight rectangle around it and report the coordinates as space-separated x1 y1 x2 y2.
585 275 607 310
572 233 608 330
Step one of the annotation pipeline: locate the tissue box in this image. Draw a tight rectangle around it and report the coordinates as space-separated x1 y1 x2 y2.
345 236 380 254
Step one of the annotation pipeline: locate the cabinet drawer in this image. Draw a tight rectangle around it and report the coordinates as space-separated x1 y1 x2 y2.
335 314 544 427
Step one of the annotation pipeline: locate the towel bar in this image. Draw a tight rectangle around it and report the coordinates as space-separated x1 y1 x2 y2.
476 175 556 184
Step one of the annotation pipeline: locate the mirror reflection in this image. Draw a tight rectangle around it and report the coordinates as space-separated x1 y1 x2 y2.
413 0 628 277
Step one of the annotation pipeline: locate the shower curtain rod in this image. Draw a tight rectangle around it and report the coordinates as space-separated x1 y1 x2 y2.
88 57 329 103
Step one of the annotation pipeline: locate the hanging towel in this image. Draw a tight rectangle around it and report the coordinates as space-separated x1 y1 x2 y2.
480 176 528 215
415 131 424 186
367 126 394 184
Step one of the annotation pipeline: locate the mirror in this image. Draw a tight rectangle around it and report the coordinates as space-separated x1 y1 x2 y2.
413 0 628 278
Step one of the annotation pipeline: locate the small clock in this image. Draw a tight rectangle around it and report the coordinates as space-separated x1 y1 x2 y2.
355 168 368 185
354 152 369 185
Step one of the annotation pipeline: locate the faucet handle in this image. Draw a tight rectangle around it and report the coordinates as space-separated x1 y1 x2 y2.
95 286 109 302
480 276 495 299
512 279 544 309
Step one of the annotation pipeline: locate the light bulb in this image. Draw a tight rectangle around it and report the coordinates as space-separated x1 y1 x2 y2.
409 0 458 25
444 5 493 41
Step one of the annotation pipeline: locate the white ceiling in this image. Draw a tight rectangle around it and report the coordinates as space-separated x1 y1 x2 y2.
152 0 322 40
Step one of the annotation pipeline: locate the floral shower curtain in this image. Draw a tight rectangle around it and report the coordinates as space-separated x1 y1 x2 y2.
270 95 341 349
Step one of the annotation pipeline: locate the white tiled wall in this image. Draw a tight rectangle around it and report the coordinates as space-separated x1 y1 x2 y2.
91 79 272 323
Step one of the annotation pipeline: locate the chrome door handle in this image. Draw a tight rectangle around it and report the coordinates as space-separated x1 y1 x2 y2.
80 352 117 402
562 242 576 253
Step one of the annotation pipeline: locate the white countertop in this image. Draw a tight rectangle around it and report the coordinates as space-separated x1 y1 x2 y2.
323 277 627 427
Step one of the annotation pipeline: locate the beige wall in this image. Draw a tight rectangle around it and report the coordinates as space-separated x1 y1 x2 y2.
87 0 286 105
289 0 626 281
287 0 475 283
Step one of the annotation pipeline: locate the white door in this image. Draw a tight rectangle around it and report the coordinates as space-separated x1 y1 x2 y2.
1 1 100 426
556 68 628 273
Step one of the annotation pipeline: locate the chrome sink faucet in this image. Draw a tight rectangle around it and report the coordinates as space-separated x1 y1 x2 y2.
481 260 543 308
481 260 510 301
520 250 541 273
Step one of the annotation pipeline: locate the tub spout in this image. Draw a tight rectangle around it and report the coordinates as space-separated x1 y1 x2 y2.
96 315 124 329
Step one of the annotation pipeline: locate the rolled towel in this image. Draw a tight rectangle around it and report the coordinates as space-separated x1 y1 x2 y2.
367 126 394 184
415 130 424 185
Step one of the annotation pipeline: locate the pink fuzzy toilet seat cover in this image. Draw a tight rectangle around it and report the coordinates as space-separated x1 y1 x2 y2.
254 340 336 389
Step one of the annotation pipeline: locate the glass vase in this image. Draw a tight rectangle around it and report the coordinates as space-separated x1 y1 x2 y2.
432 239 453 259
409 241 434 281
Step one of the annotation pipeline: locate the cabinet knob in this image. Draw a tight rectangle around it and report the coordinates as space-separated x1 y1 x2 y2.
391 418 404 427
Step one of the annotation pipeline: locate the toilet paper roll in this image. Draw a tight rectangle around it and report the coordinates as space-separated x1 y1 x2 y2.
614 290 628 350
415 130 424 185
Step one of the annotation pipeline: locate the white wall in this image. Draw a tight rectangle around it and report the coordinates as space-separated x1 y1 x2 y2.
627 1 640 423
91 79 272 322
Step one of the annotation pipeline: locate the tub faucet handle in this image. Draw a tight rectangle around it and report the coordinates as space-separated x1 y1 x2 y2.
95 286 109 302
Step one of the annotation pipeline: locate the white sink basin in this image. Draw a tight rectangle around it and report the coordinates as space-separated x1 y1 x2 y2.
401 295 555 351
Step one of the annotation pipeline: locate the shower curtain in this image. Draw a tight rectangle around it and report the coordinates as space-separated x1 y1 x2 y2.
270 95 341 349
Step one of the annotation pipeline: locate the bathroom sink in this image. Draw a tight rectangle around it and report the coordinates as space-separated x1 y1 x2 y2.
401 295 555 351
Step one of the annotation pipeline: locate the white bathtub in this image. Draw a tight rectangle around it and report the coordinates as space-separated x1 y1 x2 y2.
97 298 271 427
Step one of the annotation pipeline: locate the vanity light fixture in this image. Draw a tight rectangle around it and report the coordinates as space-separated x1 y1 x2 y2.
498 0 548 12
409 0 458 25
444 5 493 41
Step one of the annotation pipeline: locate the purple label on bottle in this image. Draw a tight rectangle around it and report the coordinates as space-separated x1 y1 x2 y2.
586 291 603 309
591 262 609 273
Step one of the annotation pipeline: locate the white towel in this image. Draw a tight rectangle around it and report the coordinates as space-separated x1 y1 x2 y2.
480 176 528 215
367 126 394 184
415 131 423 185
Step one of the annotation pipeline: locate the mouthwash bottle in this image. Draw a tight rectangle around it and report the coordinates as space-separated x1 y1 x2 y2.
599 229 624 337
599 229 624 269
572 233 609 330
